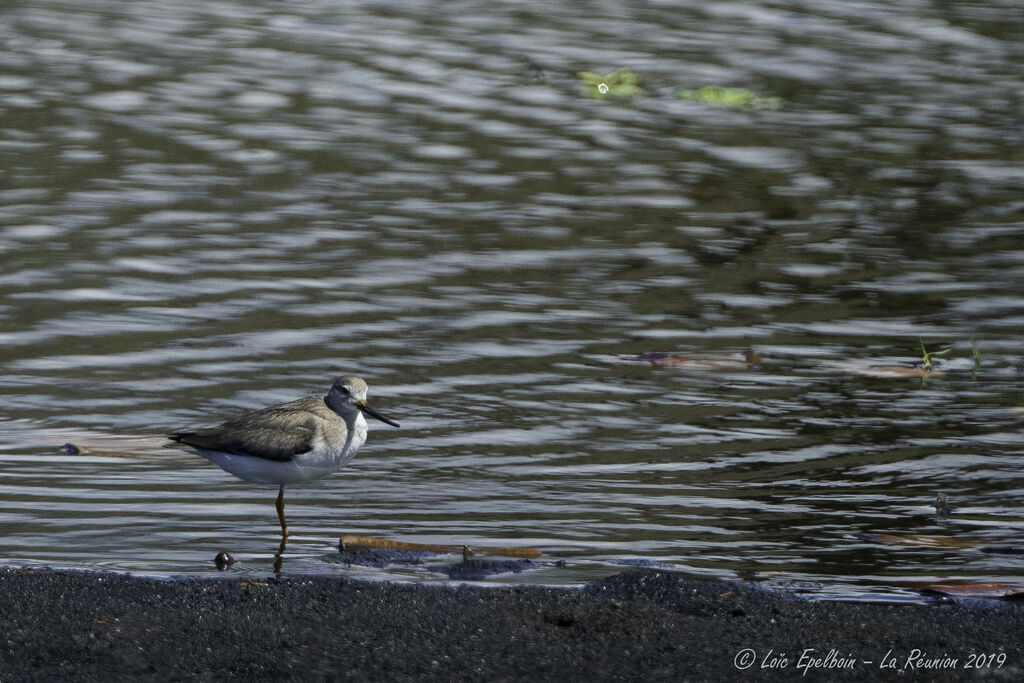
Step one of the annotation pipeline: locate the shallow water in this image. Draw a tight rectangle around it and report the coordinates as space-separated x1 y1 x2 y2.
1 0 1022 597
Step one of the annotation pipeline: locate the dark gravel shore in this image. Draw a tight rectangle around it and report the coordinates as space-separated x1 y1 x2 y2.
1 568 1021 681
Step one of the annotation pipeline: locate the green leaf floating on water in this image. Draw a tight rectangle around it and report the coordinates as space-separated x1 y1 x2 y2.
578 69 646 99
676 86 781 111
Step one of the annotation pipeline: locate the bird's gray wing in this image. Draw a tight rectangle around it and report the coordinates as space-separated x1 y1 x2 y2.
170 404 320 462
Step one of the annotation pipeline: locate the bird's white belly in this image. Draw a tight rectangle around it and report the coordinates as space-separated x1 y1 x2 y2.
196 418 368 486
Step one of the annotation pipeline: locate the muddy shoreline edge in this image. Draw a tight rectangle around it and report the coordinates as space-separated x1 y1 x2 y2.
1 567 1021 680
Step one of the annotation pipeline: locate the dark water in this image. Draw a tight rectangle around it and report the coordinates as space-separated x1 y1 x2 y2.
1 0 1022 597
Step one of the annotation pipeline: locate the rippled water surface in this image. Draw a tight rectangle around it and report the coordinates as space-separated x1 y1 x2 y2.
1 0 1023 597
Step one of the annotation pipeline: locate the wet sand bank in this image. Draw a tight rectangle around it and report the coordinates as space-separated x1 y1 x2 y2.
1 568 1021 681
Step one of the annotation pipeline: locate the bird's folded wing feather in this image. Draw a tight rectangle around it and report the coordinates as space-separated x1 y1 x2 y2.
171 406 320 461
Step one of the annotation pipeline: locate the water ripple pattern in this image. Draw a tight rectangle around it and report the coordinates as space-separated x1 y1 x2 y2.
0 0 1022 595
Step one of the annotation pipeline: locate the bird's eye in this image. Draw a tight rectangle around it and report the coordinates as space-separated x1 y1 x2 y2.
341 385 351 395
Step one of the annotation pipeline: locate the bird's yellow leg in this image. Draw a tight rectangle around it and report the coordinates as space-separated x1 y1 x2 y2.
276 485 289 538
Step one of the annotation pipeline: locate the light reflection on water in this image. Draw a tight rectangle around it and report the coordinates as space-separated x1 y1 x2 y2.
0 0 1022 597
